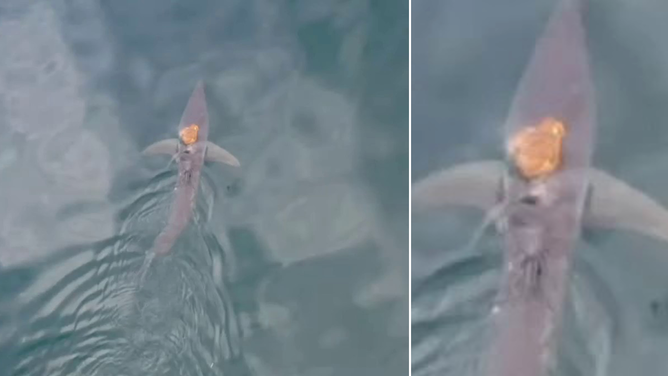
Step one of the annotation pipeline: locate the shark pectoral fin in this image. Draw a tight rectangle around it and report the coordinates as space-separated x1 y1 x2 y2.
143 139 179 156
412 160 504 212
205 141 240 167
584 168 668 244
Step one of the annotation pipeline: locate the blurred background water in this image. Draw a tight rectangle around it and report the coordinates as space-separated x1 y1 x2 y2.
0 0 408 375
412 0 668 374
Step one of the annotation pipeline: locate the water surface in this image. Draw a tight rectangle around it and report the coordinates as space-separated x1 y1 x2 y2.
412 0 668 374
0 1 408 375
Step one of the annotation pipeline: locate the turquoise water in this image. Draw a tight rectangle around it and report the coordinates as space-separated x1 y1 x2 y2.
413 0 668 374
0 0 408 375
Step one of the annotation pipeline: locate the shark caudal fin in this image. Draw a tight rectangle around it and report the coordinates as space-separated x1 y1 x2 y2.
412 160 504 212
142 139 179 156
204 141 240 167
584 168 668 245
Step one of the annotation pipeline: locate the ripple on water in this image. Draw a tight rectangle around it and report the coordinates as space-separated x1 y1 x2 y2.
411 250 498 376
556 254 617 376
4 226 241 375
1 140 241 374
411 240 618 376
116 166 218 250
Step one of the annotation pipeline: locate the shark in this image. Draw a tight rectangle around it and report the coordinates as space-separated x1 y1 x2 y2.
137 80 240 278
412 0 668 374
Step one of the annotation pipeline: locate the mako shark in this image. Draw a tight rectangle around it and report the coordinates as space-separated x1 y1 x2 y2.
138 81 239 275
412 0 668 374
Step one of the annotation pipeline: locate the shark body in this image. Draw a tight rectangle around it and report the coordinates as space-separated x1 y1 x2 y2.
138 81 239 277
413 0 668 374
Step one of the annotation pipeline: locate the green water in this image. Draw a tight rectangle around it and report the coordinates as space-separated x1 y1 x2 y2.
0 0 408 375
412 0 668 374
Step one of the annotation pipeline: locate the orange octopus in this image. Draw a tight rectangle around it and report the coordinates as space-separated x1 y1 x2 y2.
507 117 566 180
180 124 200 145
